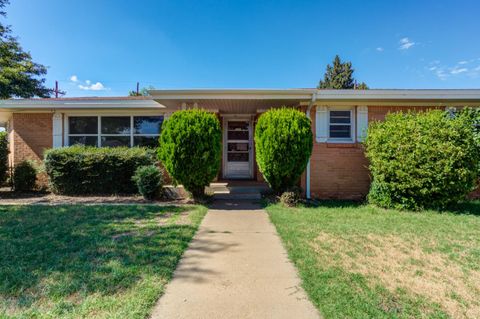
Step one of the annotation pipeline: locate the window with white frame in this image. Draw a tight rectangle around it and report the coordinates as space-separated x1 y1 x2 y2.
67 115 163 147
328 110 353 140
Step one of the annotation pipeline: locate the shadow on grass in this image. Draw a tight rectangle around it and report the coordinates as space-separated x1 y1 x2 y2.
447 201 480 216
263 197 480 216
0 205 207 309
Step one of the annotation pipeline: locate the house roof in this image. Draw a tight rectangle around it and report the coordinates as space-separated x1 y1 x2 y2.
0 96 164 110
315 89 480 101
1 89 480 111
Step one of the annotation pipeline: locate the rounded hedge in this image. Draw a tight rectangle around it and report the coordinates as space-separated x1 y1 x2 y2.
132 165 164 200
159 109 222 198
365 110 480 210
255 108 313 193
0 132 8 185
13 160 37 192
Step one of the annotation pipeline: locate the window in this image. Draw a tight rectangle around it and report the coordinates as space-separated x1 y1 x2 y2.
68 117 98 146
329 110 352 140
67 115 163 147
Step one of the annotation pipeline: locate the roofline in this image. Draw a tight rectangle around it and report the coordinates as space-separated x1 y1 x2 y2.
148 88 317 100
1 89 480 110
0 98 164 109
315 89 480 100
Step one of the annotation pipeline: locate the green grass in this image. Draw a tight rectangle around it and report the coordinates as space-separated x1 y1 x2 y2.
266 201 480 319
0 204 207 318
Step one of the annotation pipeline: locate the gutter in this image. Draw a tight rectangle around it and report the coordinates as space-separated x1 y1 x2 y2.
305 93 316 199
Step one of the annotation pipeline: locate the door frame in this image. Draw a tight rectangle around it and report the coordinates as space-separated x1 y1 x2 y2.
222 116 254 179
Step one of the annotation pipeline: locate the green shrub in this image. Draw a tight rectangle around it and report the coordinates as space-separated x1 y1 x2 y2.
132 165 164 200
44 146 157 195
0 131 8 185
13 160 37 192
255 108 313 193
159 109 221 198
365 110 480 210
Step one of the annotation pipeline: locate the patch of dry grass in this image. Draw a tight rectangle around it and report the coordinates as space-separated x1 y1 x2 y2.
267 201 480 319
312 233 480 318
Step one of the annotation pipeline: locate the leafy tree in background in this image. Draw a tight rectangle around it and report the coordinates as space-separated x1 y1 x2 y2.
0 0 51 99
318 55 369 89
129 85 155 96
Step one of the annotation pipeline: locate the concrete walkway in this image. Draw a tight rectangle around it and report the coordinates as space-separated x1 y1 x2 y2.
150 200 320 319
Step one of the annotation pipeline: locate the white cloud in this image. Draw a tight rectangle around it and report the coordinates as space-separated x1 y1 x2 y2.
427 59 480 80
78 82 107 91
86 80 91 85
399 37 415 50
70 75 78 82
435 69 448 80
450 67 468 75
376 47 384 52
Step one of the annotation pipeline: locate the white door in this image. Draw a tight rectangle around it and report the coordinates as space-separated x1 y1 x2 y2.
224 119 253 179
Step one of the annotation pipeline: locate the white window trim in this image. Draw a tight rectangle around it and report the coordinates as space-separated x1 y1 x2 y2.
64 113 164 147
327 106 355 143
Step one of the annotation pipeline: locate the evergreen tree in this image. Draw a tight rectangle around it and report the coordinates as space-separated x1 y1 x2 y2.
318 55 369 89
0 0 51 98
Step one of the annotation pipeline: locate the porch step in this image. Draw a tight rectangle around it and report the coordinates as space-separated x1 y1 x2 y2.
207 182 270 200
213 192 262 200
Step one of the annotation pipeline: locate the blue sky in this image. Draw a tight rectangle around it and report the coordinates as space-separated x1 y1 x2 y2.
7 0 480 96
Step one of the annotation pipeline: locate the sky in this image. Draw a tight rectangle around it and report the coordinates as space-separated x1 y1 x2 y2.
6 0 480 97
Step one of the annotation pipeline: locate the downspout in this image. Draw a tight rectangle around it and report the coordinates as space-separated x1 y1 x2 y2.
305 92 316 199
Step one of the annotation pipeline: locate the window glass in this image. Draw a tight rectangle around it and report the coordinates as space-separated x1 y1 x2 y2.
330 111 351 124
227 153 249 162
228 142 249 152
69 117 98 134
133 116 163 134
329 110 352 139
101 136 130 147
133 136 159 148
329 125 351 138
69 136 98 146
101 117 130 134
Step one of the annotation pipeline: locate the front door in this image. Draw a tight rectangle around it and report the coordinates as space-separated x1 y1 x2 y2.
224 119 253 179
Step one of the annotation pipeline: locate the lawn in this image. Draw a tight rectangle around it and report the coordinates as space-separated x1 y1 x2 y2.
266 201 480 319
0 204 207 318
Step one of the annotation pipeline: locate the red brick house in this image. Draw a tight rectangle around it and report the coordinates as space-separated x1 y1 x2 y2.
1 89 479 199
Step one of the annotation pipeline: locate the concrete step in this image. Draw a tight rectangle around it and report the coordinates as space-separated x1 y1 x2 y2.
207 185 270 194
213 192 262 200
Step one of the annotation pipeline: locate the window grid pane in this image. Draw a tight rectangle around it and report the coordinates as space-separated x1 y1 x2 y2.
329 110 352 139
69 117 98 134
101 117 131 134
68 115 164 147
134 116 163 134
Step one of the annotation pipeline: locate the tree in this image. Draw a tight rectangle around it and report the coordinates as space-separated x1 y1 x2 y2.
318 55 369 89
0 0 51 99
159 109 222 198
129 85 154 96
255 108 313 193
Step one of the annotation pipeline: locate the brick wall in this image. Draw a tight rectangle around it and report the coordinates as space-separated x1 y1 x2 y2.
10 113 52 165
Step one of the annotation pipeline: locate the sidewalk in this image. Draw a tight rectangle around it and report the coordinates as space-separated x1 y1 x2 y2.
150 200 320 319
